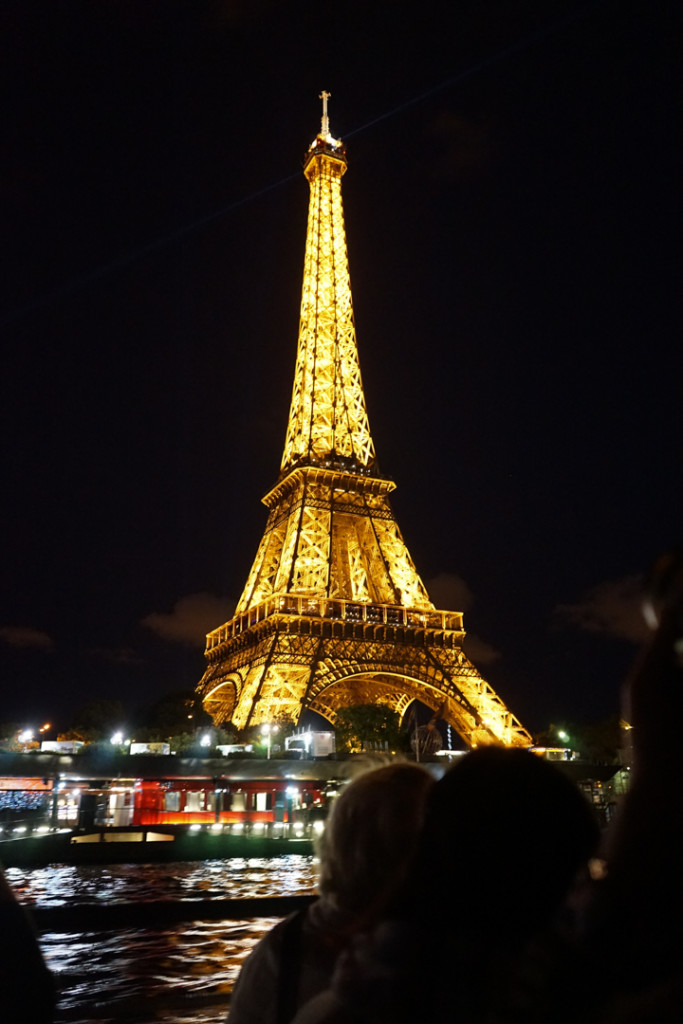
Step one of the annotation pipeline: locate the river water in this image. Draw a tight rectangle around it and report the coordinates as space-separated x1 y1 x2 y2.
7 856 318 1024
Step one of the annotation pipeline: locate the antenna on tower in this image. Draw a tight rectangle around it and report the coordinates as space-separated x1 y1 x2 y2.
319 90 331 137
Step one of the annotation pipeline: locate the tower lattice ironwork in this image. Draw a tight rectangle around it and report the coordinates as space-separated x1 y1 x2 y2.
197 97 531 748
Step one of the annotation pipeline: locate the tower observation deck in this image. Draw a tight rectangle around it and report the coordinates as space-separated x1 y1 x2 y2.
197 97 531 749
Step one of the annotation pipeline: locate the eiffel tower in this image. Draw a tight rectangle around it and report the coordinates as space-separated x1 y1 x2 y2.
197 95 531 749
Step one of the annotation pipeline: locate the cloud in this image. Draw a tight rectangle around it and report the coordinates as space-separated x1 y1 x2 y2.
462 633 501 666
425 572 501 664
86 647 144 666
554 574 650 644
142 593 236 647
424 572 473 612
0 625 53 650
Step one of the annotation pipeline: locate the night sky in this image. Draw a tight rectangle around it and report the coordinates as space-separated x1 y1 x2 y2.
2 1 681 737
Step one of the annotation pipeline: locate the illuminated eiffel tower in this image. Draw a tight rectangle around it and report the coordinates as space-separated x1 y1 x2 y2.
197 95 531 748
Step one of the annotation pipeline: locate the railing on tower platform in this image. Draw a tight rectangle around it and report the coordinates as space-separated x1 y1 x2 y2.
205 595 465 650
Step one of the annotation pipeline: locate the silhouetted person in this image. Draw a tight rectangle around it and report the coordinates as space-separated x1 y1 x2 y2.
0 866 55 1023
227 761 434 1024
293 746 599 1024
510 549 683 1022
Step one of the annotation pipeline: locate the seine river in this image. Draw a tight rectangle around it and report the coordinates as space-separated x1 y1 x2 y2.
7 855 318 1024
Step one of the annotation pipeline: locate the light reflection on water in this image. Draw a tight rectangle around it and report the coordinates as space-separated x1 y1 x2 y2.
42 917 278 1024
7 854 318 907
7 856 317 1024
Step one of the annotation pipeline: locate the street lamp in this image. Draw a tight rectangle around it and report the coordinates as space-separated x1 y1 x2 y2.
17 729 34 751
261 723 279 759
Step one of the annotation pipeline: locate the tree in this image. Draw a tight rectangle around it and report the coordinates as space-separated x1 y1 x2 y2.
139 690 213 741
0 723 22 750
575 715 623 763
534 715 623 763
334 705 405 754
71 699 126 742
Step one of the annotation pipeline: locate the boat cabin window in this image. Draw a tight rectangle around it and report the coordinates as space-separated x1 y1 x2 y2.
164 792 181 812
255 792 272 812
185 791 204 812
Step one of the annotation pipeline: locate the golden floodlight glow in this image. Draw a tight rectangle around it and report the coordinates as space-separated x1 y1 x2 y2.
196 98 531 748
282 124 374 473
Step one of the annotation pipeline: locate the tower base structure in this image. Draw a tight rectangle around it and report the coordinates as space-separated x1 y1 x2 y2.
197 593 531 748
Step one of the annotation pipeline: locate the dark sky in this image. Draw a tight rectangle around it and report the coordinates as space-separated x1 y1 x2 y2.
2 1 681 737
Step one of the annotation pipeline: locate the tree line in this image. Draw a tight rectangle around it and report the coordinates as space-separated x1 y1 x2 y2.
0 691 626 763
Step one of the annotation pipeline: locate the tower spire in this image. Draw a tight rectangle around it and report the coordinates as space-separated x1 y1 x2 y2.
281 100 375 476
319 89 331 138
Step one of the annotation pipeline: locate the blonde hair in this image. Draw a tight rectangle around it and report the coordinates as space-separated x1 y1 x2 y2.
317 762 434 918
